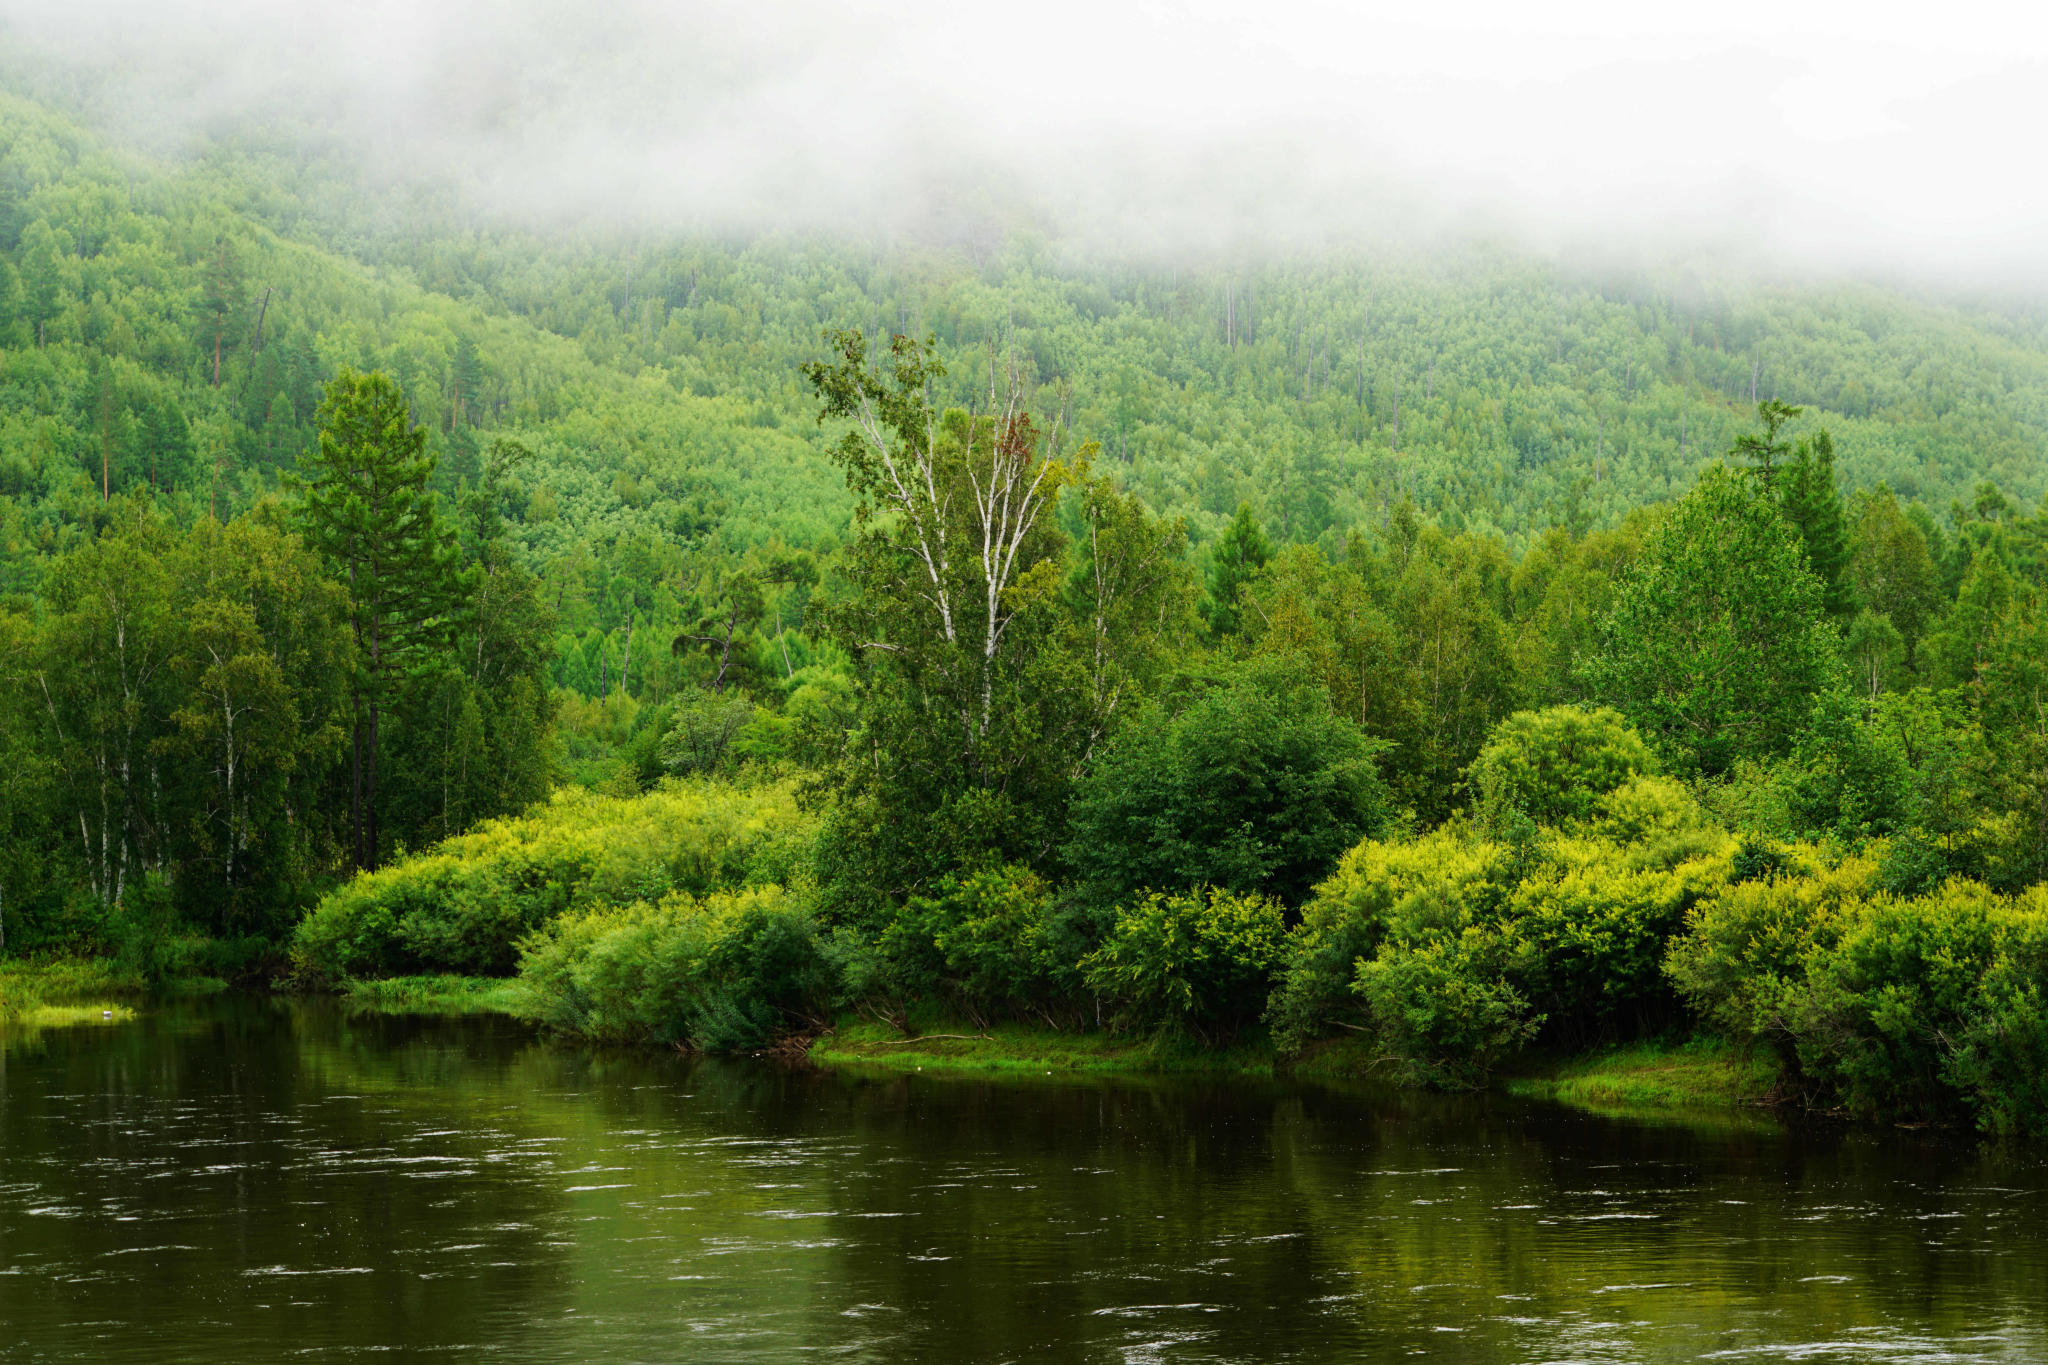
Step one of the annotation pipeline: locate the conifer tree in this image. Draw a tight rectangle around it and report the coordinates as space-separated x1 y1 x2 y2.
1729 399 1802 487
1782 428 1852 619
296 367 471 870
1202 502 1272 639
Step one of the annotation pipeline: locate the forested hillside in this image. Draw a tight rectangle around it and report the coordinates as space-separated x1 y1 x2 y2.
8 83 2048 708
6 77 2048 1133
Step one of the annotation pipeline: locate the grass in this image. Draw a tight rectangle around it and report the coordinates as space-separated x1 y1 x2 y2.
0 957 154 1026
0 960 152 1034
12 1002 139 1029
1503 1036 1781 1111
811 1018 1777 1127
0 958 147 1017
810 1017 1282 1077
341 975 530 1016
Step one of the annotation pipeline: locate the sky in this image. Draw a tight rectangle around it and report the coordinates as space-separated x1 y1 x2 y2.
4 0 2045 276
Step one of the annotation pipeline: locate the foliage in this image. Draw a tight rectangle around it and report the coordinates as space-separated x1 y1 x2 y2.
661 690 758 776
1270 776 1732 1082
516 883 836 1050
292 778 813 978
1584 465 1844 775
875 864 1082 1020
1779 427 1852 619
1064 658 1391 911
1081 885 1289 1038
1353 928 1542 1089
297 366 475 869
1667 863 2048 1136
1464 705 1657 829
1200 502 1271 638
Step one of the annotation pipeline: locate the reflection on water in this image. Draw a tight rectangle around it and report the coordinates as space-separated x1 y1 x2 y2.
2 998 2045 1362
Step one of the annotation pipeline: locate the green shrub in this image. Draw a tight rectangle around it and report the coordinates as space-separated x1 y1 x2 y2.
1465 705 1656 828
1667 862 2048 1134
516 883 837 1050
1082 886 1288 1038
1507 830 1730 1037
294 778 815 978
877 864 1083 1019
1268 826 1502 1053
1662 850 1872 1074
1949 917 2048 1138
1064 660 1391 909
1354 928 1542 1089
1270 777 1736 1078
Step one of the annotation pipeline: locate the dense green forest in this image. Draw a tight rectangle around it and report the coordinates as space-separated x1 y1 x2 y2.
3 81 2047 1135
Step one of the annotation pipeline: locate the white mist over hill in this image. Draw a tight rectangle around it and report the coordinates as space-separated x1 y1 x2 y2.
4 0 2045 280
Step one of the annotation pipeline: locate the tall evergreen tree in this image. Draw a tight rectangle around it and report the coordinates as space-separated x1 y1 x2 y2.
1728 399 1803 488
1781 428 1852 619
296 367 471 870
1202 502 1272 639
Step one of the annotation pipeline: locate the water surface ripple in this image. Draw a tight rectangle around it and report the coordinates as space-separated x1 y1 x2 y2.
2 999 2043 1362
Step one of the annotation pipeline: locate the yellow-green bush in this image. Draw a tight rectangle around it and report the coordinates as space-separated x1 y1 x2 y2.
1466 705 1658 828
1082 886 1288 1038
514 883 837 1050
293 778 815 978
1668 864 2048 1135
1270 777 1736 1084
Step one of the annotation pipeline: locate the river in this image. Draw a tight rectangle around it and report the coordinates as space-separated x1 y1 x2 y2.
1 997 2043 1362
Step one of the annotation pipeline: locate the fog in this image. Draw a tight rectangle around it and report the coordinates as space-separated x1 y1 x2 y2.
5 0 2046 279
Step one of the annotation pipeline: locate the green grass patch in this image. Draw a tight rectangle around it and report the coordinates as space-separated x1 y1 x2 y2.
0 958 146 1018
13 1002 138 1029
342 975 530 1016
811 1018 1282 1077
1504 1036 1780 1111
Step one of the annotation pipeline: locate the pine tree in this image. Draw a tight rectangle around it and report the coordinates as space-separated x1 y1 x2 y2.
1202 502 1273 639
1728 399 1802 488
296 367 472 870
1781 428 1852 619
18 219 69 348
450 336 484 429
202 238 243 388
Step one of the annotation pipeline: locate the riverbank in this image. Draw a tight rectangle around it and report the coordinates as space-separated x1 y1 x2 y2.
338 986 1781 1115
1500 1037 1782 1110
340 975 531 1015
5 958 1778 1120
0 959 199 1032
809 1018 1303 1077
809 1019 1774 1113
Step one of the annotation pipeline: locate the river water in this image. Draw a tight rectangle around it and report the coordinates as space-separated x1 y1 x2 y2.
2 998 2044 1363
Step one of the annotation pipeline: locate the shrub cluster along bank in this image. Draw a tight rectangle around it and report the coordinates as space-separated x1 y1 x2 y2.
293 780 811 978
295 704 2048 1137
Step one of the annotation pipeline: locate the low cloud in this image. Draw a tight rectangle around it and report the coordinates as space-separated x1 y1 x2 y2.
6 0 2047 282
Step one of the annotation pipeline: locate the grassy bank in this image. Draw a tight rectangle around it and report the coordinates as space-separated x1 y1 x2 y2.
0 958 146 1016
0 959 176 1032
341 975 531 1016
809 1019 1289 1077
811 1019 1776 1115
1503 1038 1782 1111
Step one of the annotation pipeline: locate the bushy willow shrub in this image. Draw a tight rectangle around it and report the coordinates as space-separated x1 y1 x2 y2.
294 779 814 977
1270 776 1736 1086
516 884 838 1050
1465 705 1658 828
1668 867 2048 1136
1082 886 1289 1040
873 865 1088 1022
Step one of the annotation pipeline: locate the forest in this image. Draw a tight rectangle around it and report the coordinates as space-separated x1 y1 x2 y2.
2 82 2047 1137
